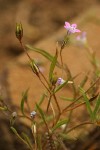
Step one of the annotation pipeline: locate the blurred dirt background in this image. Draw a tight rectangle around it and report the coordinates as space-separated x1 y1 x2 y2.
0 0 98 71
0 0 100 149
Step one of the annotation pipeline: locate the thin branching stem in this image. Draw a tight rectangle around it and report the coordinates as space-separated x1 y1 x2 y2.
66 121 93 134
47 85 61 115
64 94 98 112
20 41 32 61
53 93 61 114
46 94 53 112
39 71 50 87
62 77 100 114
38 75 51 94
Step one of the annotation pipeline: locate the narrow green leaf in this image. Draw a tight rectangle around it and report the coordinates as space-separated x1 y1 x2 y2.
26 45 54 62
20 88 29 115
10 127 30 148
38 115 54 126
37 134 42 150
36 104 50 131
93 95 100 117
0 107 7 111
22 132 33 150
60 96 74 101
36 104 46 123
79 75 88 88
58 133 68 140
59 133 75 140
79 87 93 120
49 50 58 82
52 119 68 133
35 93 45 111
54 79 69 94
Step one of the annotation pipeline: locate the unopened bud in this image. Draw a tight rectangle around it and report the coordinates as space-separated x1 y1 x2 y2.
30 60 39 76
12 112 17 119
15 23 23 41
30 111 36 118
10 112 17 126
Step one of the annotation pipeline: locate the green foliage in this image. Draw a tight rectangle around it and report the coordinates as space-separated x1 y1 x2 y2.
36 103 47 126
11 127 33 150
60 96 74 101
20 88 29 115
35 93 46 111
0 106 7 111
36 134 42 150
22 132 33 150
79 74 88 88
26 45 54 62
93 95 100 120
38 115 54 126
49 49 58 83
79 87 94 121
52 119 68 133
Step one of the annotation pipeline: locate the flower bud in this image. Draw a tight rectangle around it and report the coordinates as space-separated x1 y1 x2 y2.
30 60 40 76
15 23 23 41
30 111 36 118
12 112 17 119
10 112 17 126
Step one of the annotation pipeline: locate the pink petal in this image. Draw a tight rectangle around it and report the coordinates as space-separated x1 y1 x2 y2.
76 35 80 40
65 22 70 28
64 25 67 29
75 29 81 33
82 32 86 37
71 24 77 28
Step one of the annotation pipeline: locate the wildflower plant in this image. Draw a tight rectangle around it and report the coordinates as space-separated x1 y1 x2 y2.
0 21 100 150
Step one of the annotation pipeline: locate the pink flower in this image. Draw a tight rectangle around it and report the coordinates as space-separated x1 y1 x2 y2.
64 22 81 34
57 78 65 85
76 32 87 43
75 32 87 47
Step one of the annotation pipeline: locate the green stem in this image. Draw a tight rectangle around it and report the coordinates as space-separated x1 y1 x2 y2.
46 94 52 112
